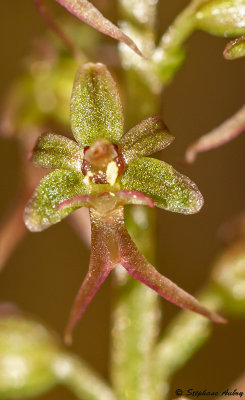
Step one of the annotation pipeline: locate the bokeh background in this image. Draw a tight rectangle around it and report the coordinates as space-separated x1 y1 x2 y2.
0 1 245 398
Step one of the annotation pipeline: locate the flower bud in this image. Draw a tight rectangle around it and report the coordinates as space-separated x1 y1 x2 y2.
211 240 245 315
195 0 245 37
224 34 245 59
0 304 61 398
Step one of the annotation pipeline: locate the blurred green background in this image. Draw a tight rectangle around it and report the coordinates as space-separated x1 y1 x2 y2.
0 1 245 398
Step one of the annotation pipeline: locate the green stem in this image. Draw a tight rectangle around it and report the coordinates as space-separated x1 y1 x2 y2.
158 0 207 51
118 0 157 30
111 3 215 400
151 0 210 86
55 353 117 400
110 4 162 400
151 286 225 400
110 207 160 400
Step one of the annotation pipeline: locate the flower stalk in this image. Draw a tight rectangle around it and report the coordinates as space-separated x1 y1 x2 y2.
55 354 117 400
111 207 159 400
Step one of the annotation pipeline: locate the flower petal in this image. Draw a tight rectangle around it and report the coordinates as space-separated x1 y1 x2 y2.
64 209 122 344
24 170 89 232
120 158 203 214
58 195 92 210
55 0 142 57
116 190 154 208
31 133 83 171
71 63 124 146
119 116 174 163
185 104 245 163
118 224 226 324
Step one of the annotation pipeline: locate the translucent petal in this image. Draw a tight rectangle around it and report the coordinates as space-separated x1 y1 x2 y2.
24 170 89 232
120 158 203 214
71 63 124 146
55 0 142 57
31 133 83 171
119 116 174 163
64 209 122 344
117 223 226 324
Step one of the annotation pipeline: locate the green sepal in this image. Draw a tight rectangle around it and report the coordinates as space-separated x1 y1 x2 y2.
24 170 91 232
119 116 174 163
120 158 203 214
70 63 124 146
31 133 83 171
212 240 245 315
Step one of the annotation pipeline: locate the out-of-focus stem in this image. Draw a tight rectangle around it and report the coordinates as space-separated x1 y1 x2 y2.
34 0 86 61
55 354 117 400
111 4 161 399
158 0 208 52
111 3 219 400
151 286 224 400
119 0 157 30
111 207 160 400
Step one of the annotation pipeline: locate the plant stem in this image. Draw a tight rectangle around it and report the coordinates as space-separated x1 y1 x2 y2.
111 4 162 400
118 0 157 30
158 0 208 52
111 207 160 400
111 3 217 400
55 353 117 400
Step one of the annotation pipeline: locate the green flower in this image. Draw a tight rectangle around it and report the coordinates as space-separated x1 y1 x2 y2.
24 63 225 343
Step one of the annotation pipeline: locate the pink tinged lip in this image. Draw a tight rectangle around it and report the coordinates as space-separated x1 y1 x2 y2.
117 190 155 208
57 195 92 211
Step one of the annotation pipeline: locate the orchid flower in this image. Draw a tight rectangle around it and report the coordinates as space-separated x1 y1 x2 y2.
24 62 225 344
